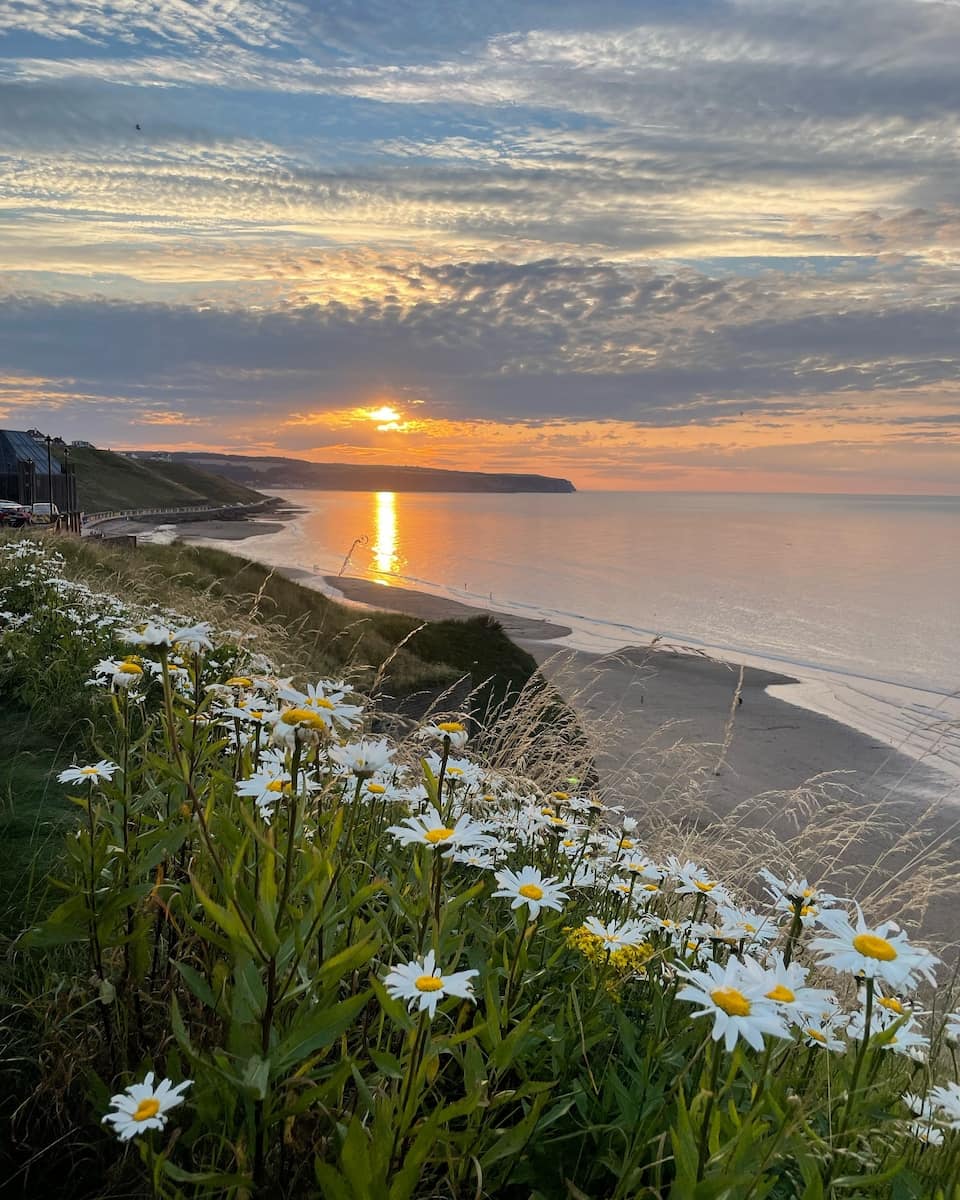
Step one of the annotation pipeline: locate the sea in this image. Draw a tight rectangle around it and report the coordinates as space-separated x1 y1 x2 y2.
196 489 960 784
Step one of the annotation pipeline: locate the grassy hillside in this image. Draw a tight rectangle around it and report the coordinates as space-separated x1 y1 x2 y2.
44 536 540 709
53 447 264 511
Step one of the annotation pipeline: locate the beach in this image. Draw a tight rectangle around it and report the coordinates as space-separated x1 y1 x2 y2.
326 574 960 943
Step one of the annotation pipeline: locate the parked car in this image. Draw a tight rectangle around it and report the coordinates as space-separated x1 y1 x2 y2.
30 502 60 524
0 500 33 528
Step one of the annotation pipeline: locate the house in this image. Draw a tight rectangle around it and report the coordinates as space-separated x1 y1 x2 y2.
0 429 78 509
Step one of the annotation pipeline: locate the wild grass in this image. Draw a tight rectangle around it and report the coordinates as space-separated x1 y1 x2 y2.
3 537 960 1199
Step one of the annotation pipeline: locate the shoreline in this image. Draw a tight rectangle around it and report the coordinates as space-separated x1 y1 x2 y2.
161 512 960 794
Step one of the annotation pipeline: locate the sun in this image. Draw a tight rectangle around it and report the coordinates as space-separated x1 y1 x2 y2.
366 405 401 424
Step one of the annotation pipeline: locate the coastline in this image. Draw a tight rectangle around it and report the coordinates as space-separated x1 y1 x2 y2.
163 511 960 795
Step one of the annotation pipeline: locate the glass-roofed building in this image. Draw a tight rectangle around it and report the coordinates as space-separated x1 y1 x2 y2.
0 430 78 509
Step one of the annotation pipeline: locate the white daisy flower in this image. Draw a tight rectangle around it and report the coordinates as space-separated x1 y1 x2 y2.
102 1071 192 1141
384 949 478 1018
908 1120 944 1146
581 915 651 951
420 720 469 750
57 759 119 786
172 622 215 653
668 858 732 905
327 738 395 779
740 952 837 1016
810 905 939 990
676 957 790 1052
91 657 145 690
277 682 363 731
929 1082 960 1128
236 768 292 823
492 866 568 921
119 621 174 648
386 806 492 854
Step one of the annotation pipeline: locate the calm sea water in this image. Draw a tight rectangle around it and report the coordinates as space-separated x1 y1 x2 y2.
239 490 959 698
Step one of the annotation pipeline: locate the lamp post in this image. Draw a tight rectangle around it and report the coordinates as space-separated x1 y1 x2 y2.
45 434 52 507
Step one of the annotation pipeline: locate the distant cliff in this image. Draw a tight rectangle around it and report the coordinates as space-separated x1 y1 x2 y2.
146 453 577 494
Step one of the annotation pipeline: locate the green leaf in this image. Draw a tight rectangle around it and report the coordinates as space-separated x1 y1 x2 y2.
274 992 369 1074
172 959 217 1010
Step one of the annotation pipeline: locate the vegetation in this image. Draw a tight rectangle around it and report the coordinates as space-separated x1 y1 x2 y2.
31 536 541 707
52 447 265 512
2 538 959 1200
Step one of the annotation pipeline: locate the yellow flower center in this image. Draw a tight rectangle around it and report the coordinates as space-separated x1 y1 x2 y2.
806 1027 827 1044
266 780 285 793
133 1098 161 1122
80 767 99 776
446 767 463 777
619 837 634 850
179 802 192 819
552 791 570 801
800 905 817 917
802 887 815 898
415 975 444 992
226 676 252 687
250 710 265 721
643 883 660 892
711 987 752 1017
367 783 386 794
118 662 143 675
437 722 464 733
281 707 323 727
309 697 335 710
766 984 795 1003
695 880 717 892
425 827 455 844
877 996 905 1014
519 883 544 901
852 932 897 961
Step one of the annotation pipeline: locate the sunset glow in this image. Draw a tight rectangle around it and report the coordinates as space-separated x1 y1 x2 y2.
1 2 958 491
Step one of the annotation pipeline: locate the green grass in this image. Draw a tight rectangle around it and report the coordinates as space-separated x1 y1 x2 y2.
0 712 78 937
47 537 541 707
53 447 264 512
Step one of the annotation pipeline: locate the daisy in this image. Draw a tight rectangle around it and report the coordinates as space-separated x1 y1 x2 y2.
581 915 651 951
740 952 837 1017
236 767 292 823
91 657 145 690
810 905 939 990
929 1082 960 1128
278 681 362 731
172 622 215 653
119 621 174 648
386 806 491 854
420 720 469 750
327 738 395 779
57 760 119 786
492 866 568 921
669 858 732 905
676 957 790 1052
908 1120 944 1146
384 949 478 1018
102 1072 192 1141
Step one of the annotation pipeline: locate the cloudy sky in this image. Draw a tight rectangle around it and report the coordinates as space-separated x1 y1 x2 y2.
2 0 959 490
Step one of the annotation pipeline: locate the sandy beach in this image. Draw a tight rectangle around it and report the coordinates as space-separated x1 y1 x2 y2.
321 577 959 941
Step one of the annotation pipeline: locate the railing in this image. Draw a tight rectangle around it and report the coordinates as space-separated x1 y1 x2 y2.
83 500 266 528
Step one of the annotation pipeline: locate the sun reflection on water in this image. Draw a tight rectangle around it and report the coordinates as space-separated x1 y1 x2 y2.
372 491 398 577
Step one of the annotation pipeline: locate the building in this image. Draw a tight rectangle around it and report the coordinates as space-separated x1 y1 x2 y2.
0 429 78 509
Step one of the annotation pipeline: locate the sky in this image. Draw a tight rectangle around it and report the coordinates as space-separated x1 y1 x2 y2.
1 0 959 491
